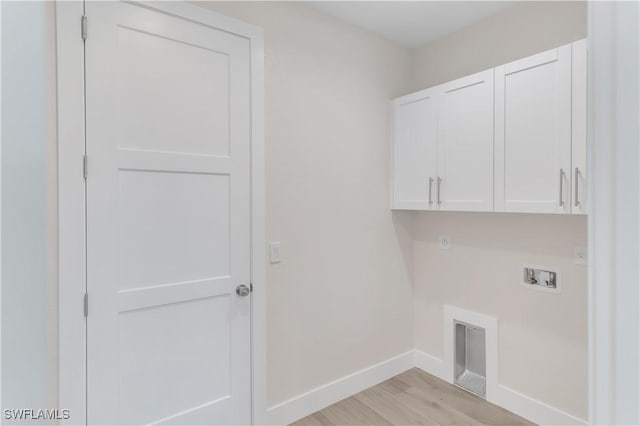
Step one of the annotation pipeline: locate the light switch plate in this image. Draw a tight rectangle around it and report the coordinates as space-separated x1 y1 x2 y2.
439 235 451 249
574 246 587 265
269 242 281 264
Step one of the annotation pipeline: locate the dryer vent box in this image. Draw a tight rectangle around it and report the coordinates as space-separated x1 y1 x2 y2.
454 321 486 397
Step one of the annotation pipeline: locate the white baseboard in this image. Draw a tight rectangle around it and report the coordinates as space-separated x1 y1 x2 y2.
265 349 587 426
492 384 587 425
414 350 446 381
414 350 587 426
265 351 414 425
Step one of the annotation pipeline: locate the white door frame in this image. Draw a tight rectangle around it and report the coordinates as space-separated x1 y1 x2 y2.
56 2 265 424
588 1 639 425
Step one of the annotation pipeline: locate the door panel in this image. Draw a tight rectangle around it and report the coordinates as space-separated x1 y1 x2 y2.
438 69 494 212
117 171 230 290
85 2 251 424
116 26 231 156
118 296 231 425
393 89 438 210
495 45 572 213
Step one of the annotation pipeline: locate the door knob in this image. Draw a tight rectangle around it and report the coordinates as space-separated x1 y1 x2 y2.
236 284 251 297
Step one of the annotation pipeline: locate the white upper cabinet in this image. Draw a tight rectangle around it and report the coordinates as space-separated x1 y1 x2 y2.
571 39 587 215
437 69 495 212
494 45 572 214
391 40 586 215
392 88 438 210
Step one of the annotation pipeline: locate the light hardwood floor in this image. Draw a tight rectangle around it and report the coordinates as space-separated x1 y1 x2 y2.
291 368 535 426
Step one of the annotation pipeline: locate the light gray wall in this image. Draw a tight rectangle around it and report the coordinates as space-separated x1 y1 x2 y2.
410 1 587 90
198 1 416 408
410 1 588 420
1 1 58 421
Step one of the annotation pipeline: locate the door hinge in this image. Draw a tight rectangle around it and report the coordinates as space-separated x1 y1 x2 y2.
81 16 87 40
250 282 253 292
83 155 88 180
83 293 89 317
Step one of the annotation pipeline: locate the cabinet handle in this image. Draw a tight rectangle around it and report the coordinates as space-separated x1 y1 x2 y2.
428 177 434 205
574 167 581 207
559 169 566 207
437 177 443 205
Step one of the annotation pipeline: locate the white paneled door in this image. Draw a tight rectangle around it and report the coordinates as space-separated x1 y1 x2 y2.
85 2 251 424
494 45 572 213
437 69 494 211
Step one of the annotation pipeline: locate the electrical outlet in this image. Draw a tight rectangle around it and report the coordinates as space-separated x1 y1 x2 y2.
439 235 451 249
574 246 587 265
269 242 281 263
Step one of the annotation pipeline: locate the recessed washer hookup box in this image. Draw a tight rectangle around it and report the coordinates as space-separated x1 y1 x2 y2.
454 321 486 397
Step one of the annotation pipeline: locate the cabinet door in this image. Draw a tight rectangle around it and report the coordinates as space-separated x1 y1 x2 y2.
495 45 572 213
437 69 495 211
392 89 438 210
571 39 587 215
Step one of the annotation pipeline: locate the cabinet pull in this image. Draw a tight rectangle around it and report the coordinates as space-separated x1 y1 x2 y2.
574 167 581 207
559 169 566 207
437 177 443 205
428 177 434 205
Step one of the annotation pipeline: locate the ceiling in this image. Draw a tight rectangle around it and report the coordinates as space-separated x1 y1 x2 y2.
308 1 517 48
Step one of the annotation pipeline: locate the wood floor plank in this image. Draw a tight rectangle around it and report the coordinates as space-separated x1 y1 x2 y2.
395 370 490 423
290 369 535 426
354 386 439 425
291 411 333 426
376 377 411 397
321 395 392 426
393 385 481 425
398 370 532 426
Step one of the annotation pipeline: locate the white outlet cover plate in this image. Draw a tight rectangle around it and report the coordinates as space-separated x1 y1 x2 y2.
439 235 451 249
574 246 587 265
269 242 281 263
